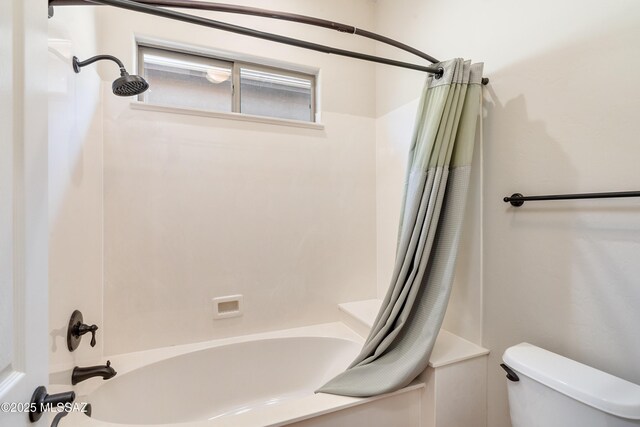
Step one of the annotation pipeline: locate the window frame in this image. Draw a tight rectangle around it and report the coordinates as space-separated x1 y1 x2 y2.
136 42 318 124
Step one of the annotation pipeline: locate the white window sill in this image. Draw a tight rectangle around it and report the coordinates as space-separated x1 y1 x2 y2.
129 101 325 130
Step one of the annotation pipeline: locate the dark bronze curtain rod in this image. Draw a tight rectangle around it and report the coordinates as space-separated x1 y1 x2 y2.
50 0 441 64
49 0 489 84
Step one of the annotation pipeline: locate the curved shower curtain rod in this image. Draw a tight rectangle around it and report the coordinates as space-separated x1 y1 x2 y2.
49 0 489 85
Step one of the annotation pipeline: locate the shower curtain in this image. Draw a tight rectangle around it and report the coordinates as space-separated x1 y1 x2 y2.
318 59 484 397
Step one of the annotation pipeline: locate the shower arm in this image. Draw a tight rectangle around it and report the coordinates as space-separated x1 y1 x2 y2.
48 0 489 84
73 54 127 75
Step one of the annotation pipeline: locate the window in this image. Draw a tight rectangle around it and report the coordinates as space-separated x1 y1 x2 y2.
137 45 317 123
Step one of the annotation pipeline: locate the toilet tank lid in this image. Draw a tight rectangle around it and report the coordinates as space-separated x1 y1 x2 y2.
503 343 640 420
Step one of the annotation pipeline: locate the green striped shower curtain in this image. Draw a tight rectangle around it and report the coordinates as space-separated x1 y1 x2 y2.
318 59 484 397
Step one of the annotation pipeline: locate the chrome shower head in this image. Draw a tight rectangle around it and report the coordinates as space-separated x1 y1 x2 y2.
73 55 149 97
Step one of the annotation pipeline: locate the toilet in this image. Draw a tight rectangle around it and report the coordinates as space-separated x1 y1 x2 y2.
502 343 640 427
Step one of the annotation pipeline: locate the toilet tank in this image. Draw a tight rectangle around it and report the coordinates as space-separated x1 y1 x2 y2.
502 343 640 427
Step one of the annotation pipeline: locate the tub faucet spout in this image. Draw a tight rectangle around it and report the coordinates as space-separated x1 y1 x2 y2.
72 360 117 385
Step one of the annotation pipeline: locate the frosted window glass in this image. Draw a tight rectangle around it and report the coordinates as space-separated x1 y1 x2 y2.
138 46 317 123
141 49 232 112
240 68 313 122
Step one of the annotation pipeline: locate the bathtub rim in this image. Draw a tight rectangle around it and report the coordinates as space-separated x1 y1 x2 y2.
51 322 363 391
49 322 427 427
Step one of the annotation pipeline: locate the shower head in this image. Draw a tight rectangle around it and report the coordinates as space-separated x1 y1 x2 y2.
73 55 149 97
112 73 149 97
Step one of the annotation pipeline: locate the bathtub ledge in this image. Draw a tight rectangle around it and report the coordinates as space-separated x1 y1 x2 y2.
338 299 489 367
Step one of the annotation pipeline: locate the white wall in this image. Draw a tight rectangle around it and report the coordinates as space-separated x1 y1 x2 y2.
48 7 104 371
375 1 640 426
93 0 379 355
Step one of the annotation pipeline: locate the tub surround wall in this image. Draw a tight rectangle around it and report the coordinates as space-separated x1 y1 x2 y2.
375 1 640 426
95 0 379 355
102 97 378 354
48 7 104 371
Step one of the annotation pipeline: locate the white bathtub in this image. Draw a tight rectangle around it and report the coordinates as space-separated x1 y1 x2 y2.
51 323 422 427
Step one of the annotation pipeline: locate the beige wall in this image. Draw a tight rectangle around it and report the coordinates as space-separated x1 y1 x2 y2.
375 1 640 426
94 1 379 354
48 7 104 370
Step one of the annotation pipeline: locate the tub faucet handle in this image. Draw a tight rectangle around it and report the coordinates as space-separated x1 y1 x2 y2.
67 310 99 351
76 323 98 347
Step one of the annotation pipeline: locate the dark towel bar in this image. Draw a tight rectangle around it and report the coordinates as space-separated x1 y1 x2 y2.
504 191 640 207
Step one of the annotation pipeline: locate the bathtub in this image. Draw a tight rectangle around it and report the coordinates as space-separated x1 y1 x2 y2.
51 323 423 427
